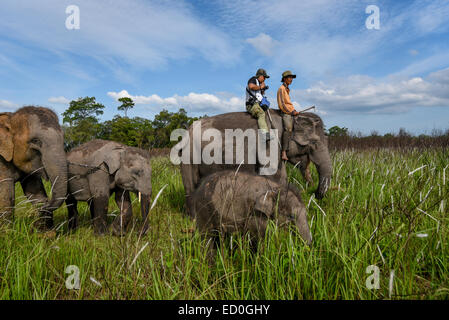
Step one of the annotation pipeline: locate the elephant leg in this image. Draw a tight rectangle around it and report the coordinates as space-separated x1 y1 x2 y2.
180 163 199 218
298 155 313 184
111 188 133 236
20 176 54 230
20 175 48 206
201 231 219 266
87 170 110 235
90 196 109 235
66 194 79 231
0 163 15 226
139 192 151 236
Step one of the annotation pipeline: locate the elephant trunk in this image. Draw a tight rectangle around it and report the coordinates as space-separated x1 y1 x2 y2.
40 146 68 226
311 141 332 199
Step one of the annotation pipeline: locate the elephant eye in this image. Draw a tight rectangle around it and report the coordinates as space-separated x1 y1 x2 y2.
132 168 142 175
30 138 42 148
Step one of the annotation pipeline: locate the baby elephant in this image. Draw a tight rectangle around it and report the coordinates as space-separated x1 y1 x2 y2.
192 171 312 251
66 139 152 236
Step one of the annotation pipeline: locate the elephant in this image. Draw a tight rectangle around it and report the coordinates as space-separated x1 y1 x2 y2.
65 139 152 235
179 110 332 217
192 170 312 257
0 106 68 229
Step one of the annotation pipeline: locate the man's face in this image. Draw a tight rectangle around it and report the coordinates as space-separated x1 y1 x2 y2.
257 75 265 83
285 76 293 85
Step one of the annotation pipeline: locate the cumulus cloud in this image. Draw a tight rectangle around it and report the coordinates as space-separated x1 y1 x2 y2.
108 90 244 113
293 68 449 114
48 96 70 104
246 33 278 56
0 99 18 111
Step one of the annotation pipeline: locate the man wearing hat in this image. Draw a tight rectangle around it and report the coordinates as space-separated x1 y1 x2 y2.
277 70 300 161
246 68 271 141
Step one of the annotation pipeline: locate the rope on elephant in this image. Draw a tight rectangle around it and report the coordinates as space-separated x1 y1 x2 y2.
67 161 109 175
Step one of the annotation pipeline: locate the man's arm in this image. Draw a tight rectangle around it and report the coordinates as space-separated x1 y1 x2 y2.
248 77 265 91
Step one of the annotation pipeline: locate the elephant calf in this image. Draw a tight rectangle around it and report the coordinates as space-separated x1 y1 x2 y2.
66 139 152 235
192 171 312 251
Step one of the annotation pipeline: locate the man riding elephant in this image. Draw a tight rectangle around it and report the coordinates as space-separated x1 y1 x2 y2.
278 70 300 161
246 68 272 141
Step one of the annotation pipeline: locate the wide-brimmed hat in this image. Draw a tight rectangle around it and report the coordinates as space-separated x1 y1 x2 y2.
256 68 270 78
281 70 296 82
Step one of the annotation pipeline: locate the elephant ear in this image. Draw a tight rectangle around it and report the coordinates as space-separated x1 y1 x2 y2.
0 113 13 162
103 147 124 174
254 190 276 218
292 116 321 146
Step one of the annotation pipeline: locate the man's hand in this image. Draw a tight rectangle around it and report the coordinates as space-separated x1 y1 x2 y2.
292 110 300 116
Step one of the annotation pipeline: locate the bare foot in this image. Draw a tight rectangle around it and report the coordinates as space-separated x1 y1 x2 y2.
281 151 289 161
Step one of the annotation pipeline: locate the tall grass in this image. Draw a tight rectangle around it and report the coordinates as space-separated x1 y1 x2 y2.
1 149 448 299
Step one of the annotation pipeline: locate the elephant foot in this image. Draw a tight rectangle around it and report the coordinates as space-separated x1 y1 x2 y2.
67 217 78 231
139 223 150 237
33 215 54 232
92 219 108 236
111 223 126 237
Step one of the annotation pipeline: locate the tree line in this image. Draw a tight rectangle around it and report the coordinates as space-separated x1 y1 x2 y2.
62 96 203 151
61 96 449 152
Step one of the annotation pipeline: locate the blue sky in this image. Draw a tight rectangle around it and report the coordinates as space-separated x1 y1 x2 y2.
1 0 448 134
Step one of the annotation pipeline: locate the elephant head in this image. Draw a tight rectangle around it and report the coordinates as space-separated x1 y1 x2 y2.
288 113 332 199
0 107 68 225
254 185 312 245
100 145 152 227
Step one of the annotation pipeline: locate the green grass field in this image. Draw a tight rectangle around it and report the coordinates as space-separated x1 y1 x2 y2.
1 149 448 299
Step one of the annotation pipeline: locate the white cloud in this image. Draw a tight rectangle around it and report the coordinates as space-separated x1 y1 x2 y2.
0 99 18 111
108 90 244 113
48 96 70 104
215 1 449 80
246 33 278 56
0 0 240 75
293 67 449 114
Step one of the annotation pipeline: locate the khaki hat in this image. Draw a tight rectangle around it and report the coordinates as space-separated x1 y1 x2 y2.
256 68 270 78
281 70 297 82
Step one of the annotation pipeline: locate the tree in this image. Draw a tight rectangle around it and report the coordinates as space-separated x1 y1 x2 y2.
151 108 199 148
62 97 105 149
117 97 135 118
328 126 349 137
62 96 105 126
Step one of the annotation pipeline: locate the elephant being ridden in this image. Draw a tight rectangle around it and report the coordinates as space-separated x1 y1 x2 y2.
179 110 332 217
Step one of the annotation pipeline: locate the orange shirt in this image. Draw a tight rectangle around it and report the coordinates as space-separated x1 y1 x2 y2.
277 84 295 114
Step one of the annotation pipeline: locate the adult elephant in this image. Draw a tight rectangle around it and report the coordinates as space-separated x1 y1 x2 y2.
178 110 332 216
0 106 68 229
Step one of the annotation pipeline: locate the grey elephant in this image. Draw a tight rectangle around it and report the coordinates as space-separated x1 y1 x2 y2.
192 171 312 255
66 139 152 235
0 106 67 229
179 110 332 217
